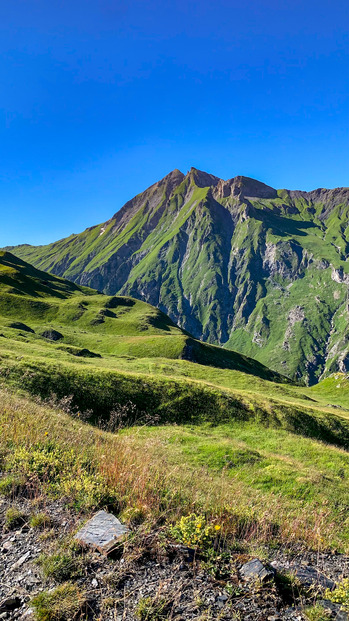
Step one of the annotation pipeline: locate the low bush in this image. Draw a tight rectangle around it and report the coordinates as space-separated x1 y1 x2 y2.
324 578 349 611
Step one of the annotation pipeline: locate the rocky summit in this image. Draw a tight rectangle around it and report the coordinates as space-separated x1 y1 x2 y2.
8 168 349 384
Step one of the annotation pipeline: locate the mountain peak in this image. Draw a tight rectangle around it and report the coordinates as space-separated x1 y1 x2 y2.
187 167 221 188
215 175 277 199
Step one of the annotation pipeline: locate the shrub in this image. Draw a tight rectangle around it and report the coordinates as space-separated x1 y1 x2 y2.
6 441 115 511
170 513 220 549
324 578 349 611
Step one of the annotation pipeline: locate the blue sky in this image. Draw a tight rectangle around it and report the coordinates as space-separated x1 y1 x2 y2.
0 0 348 247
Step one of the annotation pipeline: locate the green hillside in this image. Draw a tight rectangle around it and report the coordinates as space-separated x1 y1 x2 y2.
8 168 349 385
0 251 286 381
1 250 349 444
1 251 349 554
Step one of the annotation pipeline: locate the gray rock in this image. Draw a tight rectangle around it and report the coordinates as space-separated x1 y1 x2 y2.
74 510 129 554
319 601 349 621
293 565 335 590
10 552 31 571
272 561 335 590
41 329 63 341
240 558 274 582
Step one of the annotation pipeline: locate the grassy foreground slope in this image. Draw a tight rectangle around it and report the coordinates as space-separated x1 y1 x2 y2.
1 387 348 552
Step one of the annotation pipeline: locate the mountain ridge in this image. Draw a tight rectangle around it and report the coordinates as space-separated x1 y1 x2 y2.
7 168 349 384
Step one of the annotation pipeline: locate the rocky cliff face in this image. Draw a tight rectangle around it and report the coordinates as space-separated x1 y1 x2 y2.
9 168 349 384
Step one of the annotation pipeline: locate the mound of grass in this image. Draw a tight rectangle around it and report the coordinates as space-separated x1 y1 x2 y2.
30 512 52 529
37 550 83 582
1 353 349 447
32 583 86 621
5 506 27 529
135 595 173 620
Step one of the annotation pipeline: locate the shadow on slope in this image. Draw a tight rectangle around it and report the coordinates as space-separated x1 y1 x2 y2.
0 251 89 298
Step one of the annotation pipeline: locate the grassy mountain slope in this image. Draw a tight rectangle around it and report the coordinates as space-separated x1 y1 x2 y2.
1 251 349 450
9 169 349 385
0 251 285 380
1 252 349 554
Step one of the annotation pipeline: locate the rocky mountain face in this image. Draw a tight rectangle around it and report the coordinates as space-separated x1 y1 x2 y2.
9 167 349 384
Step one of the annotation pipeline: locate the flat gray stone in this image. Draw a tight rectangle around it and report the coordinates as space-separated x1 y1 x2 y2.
240 558 274 582
293 565 335 590
271 561 335 590
74 510 129 554
319 601 349 621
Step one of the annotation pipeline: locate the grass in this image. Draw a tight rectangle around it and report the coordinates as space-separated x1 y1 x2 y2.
135 595 173 620
0 251 348 556
30 512 52 529
37 550 83 582
32 583 86 621
4 506 27 529
0 387 348 552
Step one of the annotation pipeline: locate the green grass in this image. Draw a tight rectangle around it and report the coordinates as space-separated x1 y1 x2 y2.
0 387 348 551
37 550 83 582
32 583 86 621
4 506 27 529
0 251 349 553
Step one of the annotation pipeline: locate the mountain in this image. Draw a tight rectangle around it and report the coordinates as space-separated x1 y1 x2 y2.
7 168 349 384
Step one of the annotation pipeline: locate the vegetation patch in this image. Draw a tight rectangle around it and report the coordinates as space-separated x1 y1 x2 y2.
135 595 173 620
5 441 116 511
324 578 349 611
4 506 27 529
37 549 84 582
0 389 348 551
32 583 86 621
30 512 52 529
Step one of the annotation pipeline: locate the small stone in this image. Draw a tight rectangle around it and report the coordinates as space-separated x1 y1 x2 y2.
336 611 349 621
240 558 274 582
74 510 129 554
11 551 31 571
91 578 98 588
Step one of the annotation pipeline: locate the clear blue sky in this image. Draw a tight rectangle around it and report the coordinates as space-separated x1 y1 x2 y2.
1 0 348 247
